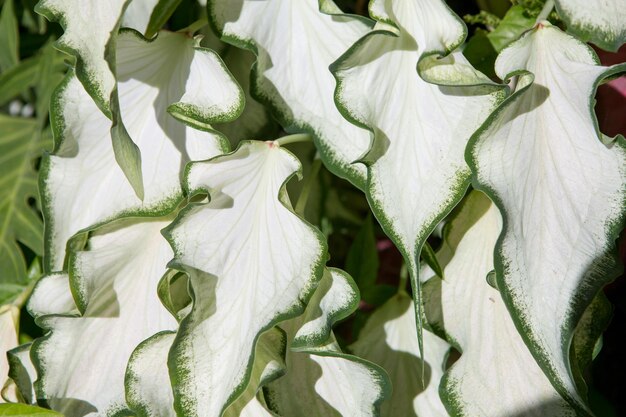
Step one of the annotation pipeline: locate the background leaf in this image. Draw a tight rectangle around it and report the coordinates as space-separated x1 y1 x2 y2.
0 403 62 416
0 0 19 72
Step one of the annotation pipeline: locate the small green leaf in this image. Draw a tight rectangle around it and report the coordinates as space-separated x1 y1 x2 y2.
110 115 145 201
145 0 184 38
0 0 19 72
0 115 43 285
463 29 498 79
487 5 535 52
0 403 62 416
421 241 444 280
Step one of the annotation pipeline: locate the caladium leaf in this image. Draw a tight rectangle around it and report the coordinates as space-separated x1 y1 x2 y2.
266 268 389 417
126 327 284 417
332 0 504 356
349 291 449 417
3 344 36 404
163 140 327 417
467 22 626 414
34 0 129 114
267 336 389 417
291 268 359 351
121 0 159 35
422 192 575 416
43 29 243 271
0 307 18 402
223 328 286 417
29 218 178 417
209 0 372 187
125 332 176 417
214 46 280 147
570 293 612 397
555 0 626 51
27 273 77 318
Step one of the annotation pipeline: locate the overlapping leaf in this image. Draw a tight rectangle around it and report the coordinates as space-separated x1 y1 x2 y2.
467 22 626 414
28 218 178 416
163 141 327 416
350 292 449 417
266 268 389 417
122 0 160 35
35 0 129 113
422 192 576 416
209 0 372 187
332 0 504 354
0 307 18 403
126 328 284 417
555 0 626 51
2 344 37 405
42 30 242 271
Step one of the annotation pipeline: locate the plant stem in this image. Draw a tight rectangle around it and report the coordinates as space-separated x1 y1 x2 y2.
398 261 408 293
275 133 313 146
295 157 322 216
536 0 554 23
178 18 209 35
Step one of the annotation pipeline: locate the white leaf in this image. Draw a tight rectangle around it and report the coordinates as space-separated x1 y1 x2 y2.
266 268 389 417
35 0 128 112
164 140 326 417
332 0 503 351
27 273 77 318
126 327 286 417
292 268 359 350
43 30 242 271
2 343 37 404
0 306 18 402
467 23 626 414
267 334 388 417
29 218 178 417
210 0 372 186
423 192 576 416
350 292 450 417
555 0 626 51
121 0 159 35
125 332 177 417
223 328 286 417
213 46 279 147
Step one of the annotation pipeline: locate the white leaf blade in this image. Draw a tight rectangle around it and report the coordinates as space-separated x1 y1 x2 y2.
209 0 372 187
35 0 128 113
126 327 285 417
27 273 77 318
0 307 18 402
350 292 450 417
43 30 241 271
266 268 389 417
332 0 503 354
3 343 37 404
125 332 176 417
467 23 626 414
267 334 388 417
555 0 626 51
121 0 159 35
292 268 359 350
29 219 178 417
165 141 326 417
423 192 576 416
